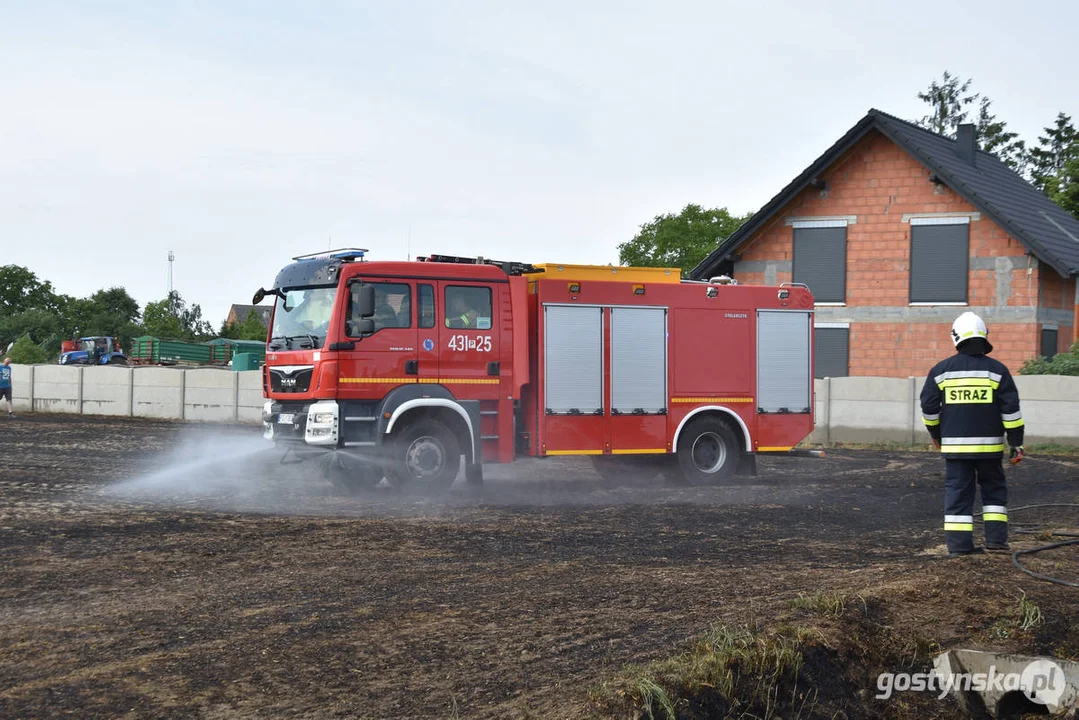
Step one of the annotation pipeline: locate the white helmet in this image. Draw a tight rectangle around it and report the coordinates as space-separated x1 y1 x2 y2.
951 311 991 350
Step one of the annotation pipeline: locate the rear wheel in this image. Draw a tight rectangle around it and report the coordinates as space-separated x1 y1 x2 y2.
675 416 740 485
386 419 461 494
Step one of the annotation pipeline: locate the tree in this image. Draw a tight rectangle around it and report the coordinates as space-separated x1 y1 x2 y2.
1029 113 1078 196
914 71 1028 173
1051 156 1079 219
58 287 142 343
0 265 59 316
237 310 268 341
142 291 213 341
0 309 63 352
618 204 751 277
4 335 51 364
916 71 979 136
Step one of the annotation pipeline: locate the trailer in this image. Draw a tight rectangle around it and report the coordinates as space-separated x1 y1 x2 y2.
255 249 816 493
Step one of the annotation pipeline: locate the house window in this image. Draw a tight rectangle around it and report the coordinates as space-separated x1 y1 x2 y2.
792 222 846 303
909 217 969 303
814 325 849 378
1042 325 1058 359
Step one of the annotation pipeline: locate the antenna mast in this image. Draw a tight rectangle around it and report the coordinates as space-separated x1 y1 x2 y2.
167 251 175 294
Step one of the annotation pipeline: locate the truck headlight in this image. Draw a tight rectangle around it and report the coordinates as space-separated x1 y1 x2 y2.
305 401 339 446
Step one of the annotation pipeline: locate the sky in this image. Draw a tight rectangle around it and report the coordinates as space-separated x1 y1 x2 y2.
2 0 1077 327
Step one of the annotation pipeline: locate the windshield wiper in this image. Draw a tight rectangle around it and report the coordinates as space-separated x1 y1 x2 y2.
287 334 321 350
269 335 291 351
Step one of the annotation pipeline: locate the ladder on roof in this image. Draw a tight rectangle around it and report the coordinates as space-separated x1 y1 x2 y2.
415 254 541 276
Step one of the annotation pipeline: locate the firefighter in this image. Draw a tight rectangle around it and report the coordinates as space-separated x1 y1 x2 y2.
446 292 479 329
920 312 1024 557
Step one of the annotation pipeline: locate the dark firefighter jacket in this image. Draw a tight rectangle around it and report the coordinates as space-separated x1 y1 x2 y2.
920 350 1024 459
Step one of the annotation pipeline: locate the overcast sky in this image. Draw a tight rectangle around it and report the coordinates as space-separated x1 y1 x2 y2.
3 0 1077 326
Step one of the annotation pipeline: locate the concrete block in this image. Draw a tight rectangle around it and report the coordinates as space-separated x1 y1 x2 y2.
1014 375 1079 402
1022 399 1079 446
8 364 34 413
184 368 237 422
132 367 184 419
32 364 82 414
237 370 265 424
82 366 133 416
830 376 910 402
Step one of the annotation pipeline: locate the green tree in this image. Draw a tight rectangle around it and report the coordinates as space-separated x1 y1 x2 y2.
0 265 59 315
4 335 51 364
237 310 268 341
914 71 1028 173
1029 113 1079 210
618 204 751 277
142 291 213 341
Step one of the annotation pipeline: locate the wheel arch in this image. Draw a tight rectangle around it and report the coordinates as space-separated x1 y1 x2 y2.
672 406 751 453
384 398 477 464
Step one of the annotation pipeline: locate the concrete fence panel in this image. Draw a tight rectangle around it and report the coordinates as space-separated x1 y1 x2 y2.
1014 375 1079 445
10 363 1079 446
32 365 82 414
82 366 134 416
237 371 265 424
827 376 911 444
132 367 185 419
10 364 34 413
184 368 238 422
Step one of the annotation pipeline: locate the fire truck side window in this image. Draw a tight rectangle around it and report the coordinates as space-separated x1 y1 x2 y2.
348 282 411 336
444 286 492 330
418 284 435 329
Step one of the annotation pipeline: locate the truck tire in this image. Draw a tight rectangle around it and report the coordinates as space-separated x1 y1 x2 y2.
675 416 740 485
323 454 380 495
387 419 461 494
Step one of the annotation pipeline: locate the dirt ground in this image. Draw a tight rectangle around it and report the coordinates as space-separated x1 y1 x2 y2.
0 414 1077 719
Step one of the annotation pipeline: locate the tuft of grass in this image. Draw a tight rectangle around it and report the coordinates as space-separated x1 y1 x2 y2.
595 624 809 720
789 591 846 618
1015 591 1044 631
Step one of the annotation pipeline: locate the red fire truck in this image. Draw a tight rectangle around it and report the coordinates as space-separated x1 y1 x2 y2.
255 249 817 493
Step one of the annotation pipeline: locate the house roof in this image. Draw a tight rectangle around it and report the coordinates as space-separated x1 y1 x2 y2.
691 108 1079 280
229 304 271 326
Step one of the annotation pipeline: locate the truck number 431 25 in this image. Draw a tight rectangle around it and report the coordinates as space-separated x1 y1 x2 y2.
448 334 492 352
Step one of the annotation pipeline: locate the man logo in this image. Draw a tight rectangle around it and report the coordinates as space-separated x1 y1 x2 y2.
281 377 297 387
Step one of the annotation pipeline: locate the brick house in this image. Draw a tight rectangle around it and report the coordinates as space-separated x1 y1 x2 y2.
226 304 271 328
692 108 1079 379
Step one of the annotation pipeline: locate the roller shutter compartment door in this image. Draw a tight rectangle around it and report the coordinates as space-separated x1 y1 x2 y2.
757 311 811 414
544 305 604 414
610 307 667 414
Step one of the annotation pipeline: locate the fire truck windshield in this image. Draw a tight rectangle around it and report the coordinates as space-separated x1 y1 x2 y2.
269 287 336 350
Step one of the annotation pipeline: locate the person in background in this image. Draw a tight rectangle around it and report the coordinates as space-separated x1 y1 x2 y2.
1 357 14 418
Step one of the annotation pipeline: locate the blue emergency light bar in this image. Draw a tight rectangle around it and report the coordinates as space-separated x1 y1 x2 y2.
292 248 368 263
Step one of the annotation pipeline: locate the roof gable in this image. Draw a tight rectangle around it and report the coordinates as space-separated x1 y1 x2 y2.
692 108 1079 280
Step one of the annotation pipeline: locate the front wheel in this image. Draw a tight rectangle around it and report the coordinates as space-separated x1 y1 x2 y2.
386 419 461 494
675 416 741 485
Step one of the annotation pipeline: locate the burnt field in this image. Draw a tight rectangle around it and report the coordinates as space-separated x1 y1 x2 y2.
1 415 1077 719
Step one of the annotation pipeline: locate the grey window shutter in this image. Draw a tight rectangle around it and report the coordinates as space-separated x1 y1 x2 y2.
793 227 846 302
910 224 969 302
1041 327 1058 359
814 327 849 378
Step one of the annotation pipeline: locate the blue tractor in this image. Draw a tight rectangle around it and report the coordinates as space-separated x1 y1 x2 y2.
58 337 128 366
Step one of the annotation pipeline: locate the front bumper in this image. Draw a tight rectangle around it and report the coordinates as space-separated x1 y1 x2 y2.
262 399 340 447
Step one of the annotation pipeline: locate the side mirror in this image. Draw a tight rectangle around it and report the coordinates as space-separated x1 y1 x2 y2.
354 284 375 318
252 288 267 304
348 318 376 337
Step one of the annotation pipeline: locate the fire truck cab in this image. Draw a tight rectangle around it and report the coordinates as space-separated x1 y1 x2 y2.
256 249 816 493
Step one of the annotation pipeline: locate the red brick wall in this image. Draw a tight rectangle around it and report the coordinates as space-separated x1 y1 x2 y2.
733 130 1049 377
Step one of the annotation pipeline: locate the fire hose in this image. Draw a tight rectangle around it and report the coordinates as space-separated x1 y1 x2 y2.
975 504 1079 588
